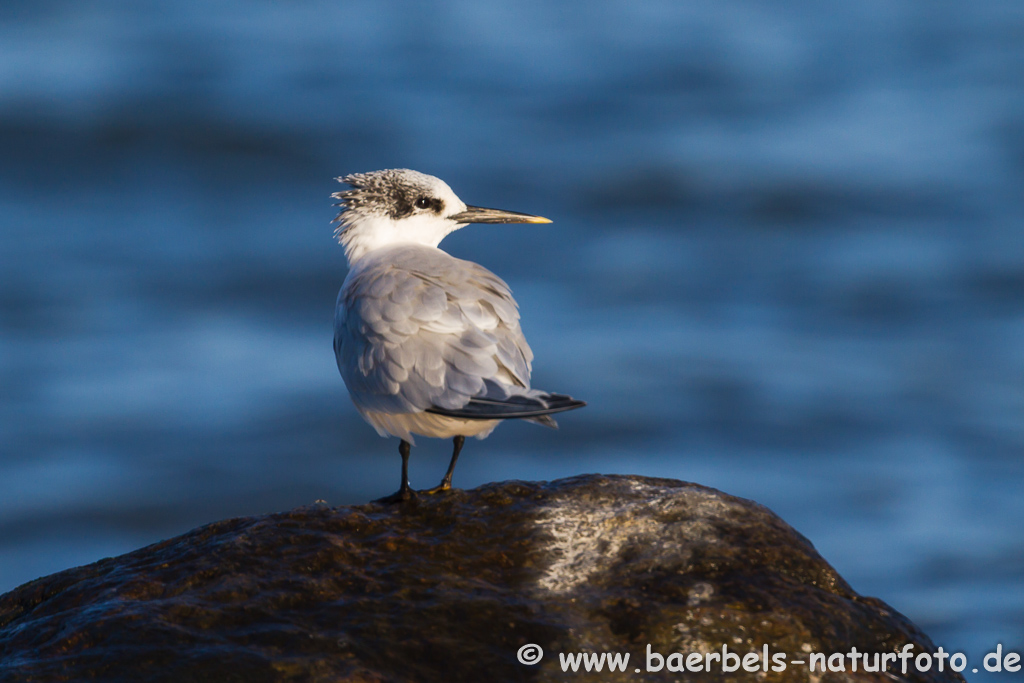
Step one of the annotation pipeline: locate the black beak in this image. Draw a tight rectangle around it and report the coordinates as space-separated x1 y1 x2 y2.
448 205 552 224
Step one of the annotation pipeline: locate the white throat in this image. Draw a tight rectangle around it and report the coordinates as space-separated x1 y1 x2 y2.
337 208 465 265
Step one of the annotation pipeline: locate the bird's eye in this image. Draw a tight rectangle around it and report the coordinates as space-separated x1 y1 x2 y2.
415 197 432 210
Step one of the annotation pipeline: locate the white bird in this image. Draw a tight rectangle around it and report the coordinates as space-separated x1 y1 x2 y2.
331 169 585 502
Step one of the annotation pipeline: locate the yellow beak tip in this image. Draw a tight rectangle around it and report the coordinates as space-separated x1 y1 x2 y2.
530 216 553 224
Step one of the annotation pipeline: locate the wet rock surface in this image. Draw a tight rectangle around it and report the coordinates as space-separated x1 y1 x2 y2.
0 475 961 682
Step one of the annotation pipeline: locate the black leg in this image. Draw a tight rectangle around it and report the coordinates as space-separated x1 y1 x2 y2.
375 440 415 504
425 435 464 494
399 439 412 494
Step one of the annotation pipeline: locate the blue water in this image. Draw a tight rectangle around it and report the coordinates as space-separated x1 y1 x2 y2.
2 0 1023 675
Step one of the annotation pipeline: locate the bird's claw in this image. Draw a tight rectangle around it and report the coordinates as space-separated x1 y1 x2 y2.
374 485 417 505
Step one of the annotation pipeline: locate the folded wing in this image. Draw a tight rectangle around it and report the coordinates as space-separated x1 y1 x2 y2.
335 245 537 416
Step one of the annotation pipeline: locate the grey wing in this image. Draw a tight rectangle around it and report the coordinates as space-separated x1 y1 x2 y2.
334 255 534 415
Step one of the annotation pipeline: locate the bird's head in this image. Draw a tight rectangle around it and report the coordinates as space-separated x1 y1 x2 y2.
332 169 551 264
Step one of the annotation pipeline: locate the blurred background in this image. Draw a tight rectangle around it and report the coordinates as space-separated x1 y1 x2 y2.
2 0 1023 673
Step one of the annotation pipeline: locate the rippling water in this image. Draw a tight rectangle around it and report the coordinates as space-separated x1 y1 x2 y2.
2 0 1023 672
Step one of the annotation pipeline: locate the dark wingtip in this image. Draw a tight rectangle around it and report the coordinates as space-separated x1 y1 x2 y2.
426 393 586 421
544 394 587 411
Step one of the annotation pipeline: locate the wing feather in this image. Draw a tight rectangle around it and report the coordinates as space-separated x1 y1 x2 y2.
335 245 534 416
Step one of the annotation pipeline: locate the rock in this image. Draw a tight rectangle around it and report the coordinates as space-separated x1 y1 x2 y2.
0 474 961 683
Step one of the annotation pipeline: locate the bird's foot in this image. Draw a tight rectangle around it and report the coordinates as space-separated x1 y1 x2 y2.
421 482 453 496
374 484 417 505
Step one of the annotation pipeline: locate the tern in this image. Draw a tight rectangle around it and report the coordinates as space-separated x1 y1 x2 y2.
331 169 586 502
